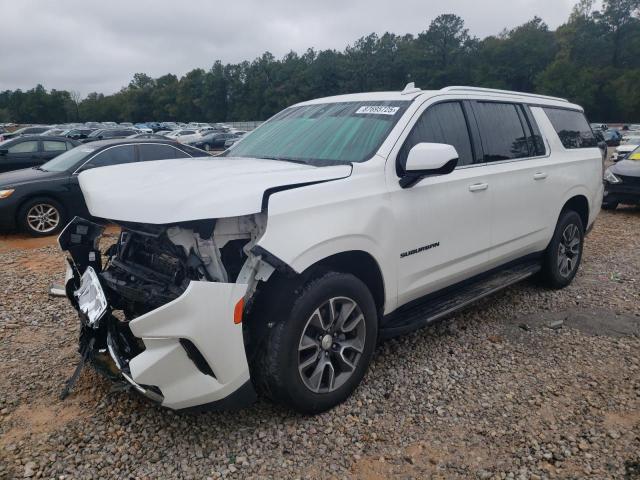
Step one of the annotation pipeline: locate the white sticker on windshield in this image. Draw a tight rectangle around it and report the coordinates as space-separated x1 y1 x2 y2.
355 106 400 115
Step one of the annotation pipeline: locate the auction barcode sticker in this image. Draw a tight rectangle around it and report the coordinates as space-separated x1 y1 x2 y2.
355 106 400 115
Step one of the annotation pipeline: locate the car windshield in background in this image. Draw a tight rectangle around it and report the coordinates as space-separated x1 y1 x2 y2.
41 146 96 172
224 101 410 165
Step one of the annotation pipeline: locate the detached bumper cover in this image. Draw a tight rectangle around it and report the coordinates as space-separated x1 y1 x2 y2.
126 280 254 410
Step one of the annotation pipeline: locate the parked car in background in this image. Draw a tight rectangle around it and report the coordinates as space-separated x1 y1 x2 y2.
612 135 640 161
591 123 608 131
165 129 198 140
189 132 238 151
127 133 168 139
0 139 208 236
134 124 154 134
0 136 79 173
223 131 246 148
65 128 96 140
119 122 134 128
59 85 603 413
82 128 139 143
0 126 50 141
603 129 621 146
603 147 640 209
41 128 67 136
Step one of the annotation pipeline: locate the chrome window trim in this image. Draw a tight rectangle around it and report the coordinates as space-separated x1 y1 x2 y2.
72 142 193 175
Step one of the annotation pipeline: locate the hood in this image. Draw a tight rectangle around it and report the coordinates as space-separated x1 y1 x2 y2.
79 156 352 224
610 158 640 177
616 144 638 153
0 167 68 188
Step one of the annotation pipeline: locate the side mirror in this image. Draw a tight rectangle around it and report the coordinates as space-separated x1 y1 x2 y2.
0 148 7 155
400 143 459 188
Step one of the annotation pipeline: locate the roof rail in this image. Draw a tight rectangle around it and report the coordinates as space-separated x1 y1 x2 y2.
441 86 569 103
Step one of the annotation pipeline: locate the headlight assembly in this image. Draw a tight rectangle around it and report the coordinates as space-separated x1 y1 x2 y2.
604 169 621 184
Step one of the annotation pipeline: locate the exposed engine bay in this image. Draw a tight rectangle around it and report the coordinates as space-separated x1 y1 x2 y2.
59 214 276 409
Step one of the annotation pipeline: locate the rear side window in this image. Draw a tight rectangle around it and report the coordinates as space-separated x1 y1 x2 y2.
8 140 39 153
473 102 530 162
84 145 136 169
398 101 474 171
543 108 597 149
43 140 67 152
138 144 186 161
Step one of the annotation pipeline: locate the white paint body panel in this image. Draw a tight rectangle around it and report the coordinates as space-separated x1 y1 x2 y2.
78 157 351 223
128 281 248 410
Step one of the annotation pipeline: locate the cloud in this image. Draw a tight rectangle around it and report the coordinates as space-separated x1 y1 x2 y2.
0 0 582 96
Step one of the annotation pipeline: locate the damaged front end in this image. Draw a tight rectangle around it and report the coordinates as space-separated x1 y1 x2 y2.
59 214 275 410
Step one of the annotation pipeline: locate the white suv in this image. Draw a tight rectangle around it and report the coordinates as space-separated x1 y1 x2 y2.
60 85 603 413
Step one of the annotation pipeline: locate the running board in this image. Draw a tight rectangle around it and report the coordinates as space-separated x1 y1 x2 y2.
380 261 541 339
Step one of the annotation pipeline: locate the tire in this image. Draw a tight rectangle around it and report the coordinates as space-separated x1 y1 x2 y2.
204 144 211 151
17 197 66 237
540 210 584 289
601 201 618 210
253 271 378 414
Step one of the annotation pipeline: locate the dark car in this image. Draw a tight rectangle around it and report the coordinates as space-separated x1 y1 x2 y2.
190 132 237 151
65 128 97 140
602 148 640 210
0 139 209 236
82 128 139 143
0 126 50 141
0 136 80 173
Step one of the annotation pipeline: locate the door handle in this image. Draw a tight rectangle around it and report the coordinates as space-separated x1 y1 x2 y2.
468 183 488 192
533 172 547 180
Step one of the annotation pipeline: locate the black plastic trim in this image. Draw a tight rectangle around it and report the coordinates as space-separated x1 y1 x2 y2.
250 245 297 277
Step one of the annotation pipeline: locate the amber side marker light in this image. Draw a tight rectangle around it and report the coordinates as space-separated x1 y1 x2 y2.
234 298 244 324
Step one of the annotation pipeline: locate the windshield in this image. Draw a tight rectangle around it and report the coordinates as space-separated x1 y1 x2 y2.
224 101 410 165
88 129 104 138
40 146 97 172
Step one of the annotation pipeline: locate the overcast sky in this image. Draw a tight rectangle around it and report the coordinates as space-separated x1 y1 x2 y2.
1 0 585 96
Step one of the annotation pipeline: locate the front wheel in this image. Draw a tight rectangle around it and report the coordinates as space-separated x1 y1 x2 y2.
254 272 378 414
17 197 66 237
540 210 584 289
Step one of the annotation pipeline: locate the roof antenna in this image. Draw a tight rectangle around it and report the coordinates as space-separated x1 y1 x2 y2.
401 82 420 95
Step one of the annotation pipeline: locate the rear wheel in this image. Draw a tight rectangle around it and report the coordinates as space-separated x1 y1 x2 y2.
540 210 584 289
253 271 378 414
18 197 66 237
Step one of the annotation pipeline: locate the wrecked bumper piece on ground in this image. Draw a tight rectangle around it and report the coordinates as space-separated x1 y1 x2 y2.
58 216 274 410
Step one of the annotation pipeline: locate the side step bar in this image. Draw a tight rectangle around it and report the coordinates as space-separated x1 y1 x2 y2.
380 261 541 339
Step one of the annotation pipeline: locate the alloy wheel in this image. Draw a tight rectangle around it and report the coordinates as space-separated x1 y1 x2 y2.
298 296 366 393
26 203 60 234
557 223 581 277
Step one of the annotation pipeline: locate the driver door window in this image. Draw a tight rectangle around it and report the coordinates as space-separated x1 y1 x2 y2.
397 101 474 173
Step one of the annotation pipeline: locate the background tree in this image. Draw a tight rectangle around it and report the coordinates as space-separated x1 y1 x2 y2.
2 0 640 124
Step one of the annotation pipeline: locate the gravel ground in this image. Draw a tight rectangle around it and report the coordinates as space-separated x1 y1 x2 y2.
0 208 639 480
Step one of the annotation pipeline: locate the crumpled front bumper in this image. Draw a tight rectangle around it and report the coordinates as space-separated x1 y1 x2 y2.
125 280 254 410
60 217 257 411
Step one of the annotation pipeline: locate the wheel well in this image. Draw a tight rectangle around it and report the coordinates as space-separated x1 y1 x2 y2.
310 251 385 314
561 195 589 230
